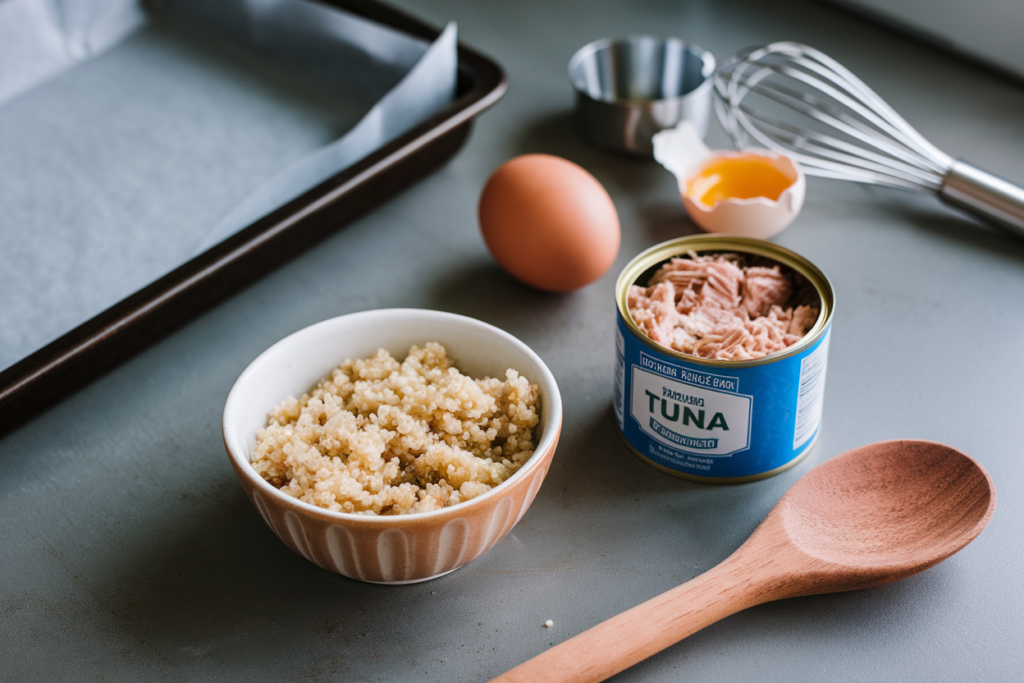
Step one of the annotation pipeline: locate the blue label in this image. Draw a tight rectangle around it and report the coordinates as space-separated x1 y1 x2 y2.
616 314 830 479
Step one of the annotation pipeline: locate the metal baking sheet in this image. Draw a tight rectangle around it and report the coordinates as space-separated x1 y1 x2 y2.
0 0 506 434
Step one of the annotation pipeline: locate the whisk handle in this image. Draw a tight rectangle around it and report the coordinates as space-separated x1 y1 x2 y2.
940 161 1024 238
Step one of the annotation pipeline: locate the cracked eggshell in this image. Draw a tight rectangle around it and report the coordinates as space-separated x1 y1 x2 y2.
653 121 805 239
682 151 805 239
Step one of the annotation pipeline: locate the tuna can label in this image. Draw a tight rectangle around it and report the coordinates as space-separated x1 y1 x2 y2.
615 314 831 480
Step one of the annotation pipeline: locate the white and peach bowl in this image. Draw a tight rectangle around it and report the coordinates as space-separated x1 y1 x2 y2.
223 309 562 584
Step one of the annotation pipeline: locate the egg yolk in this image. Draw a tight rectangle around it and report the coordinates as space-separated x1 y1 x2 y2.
686 157 794 207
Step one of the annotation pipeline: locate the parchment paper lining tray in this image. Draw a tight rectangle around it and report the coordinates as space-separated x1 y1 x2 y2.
0 0 507 434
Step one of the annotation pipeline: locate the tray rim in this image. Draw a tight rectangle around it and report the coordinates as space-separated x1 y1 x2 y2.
0 0 508 436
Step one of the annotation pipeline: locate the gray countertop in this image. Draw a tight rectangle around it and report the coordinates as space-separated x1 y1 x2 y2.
2 0 1023 680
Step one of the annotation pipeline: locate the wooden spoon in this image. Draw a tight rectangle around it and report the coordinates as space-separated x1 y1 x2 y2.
492 440 996 683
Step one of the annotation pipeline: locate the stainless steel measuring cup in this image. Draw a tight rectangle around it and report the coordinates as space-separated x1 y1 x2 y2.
568 36 715 158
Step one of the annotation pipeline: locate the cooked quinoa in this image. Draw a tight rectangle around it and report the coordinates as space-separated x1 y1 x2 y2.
251 342 541 515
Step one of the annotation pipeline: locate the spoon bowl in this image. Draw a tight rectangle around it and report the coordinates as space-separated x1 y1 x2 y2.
780 440 994 580
493 439 996 683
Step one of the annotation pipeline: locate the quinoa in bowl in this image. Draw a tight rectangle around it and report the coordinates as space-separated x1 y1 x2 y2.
251 342 541 516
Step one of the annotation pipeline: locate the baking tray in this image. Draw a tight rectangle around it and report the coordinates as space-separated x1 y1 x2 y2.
0 0 506 436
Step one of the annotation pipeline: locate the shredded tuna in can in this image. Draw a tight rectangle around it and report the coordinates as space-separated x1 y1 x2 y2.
627 252 819 361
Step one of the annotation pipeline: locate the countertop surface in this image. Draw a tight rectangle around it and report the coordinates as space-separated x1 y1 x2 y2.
3 0 1023 680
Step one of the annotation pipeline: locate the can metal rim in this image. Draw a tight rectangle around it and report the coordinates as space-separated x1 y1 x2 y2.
615 235 835 369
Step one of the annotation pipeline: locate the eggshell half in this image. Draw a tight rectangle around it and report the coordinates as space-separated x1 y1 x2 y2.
653 121 805 239
682 152 805 239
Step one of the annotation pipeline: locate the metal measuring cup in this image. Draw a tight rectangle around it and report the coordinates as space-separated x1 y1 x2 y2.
568 36 715 158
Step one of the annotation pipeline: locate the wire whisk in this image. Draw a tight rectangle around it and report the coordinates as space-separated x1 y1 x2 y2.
713 41 1024 236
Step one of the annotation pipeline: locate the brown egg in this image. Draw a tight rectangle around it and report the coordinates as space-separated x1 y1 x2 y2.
479 154 620 292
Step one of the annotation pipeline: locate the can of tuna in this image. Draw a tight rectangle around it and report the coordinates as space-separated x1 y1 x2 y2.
614 235 834 483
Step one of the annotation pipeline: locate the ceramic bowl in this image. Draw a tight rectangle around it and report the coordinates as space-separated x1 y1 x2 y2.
223 309 562 584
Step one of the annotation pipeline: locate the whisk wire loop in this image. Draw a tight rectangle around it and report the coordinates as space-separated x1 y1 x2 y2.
712 41 1024 236
742 108 945 189
739 81 949 186
741 79 934 166
757 43 951 166
785 48 952 170
714 41 953 193
722 94 941 190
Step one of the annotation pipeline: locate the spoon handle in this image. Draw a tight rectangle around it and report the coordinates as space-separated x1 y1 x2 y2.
489 553 778 683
